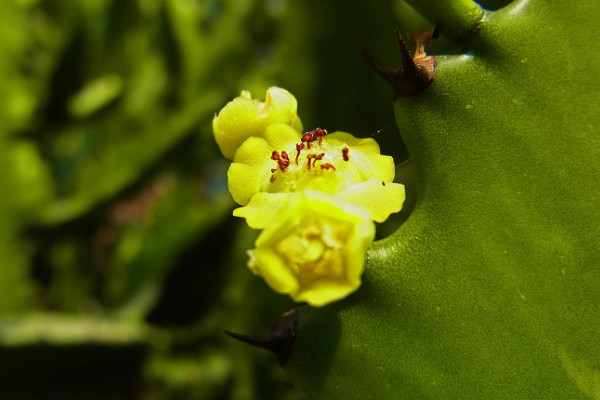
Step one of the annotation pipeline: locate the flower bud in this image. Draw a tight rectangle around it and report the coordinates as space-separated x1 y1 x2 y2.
213 87 303 159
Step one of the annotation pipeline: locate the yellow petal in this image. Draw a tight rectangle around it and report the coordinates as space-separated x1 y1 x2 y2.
233 192 299 229
327 132 396 181
338 178 405 223
259 87 301 130
253 246 300 294
228 137 273 205
294 280 358 307
327 132 381 154
262 122 302 150
213 97 263 159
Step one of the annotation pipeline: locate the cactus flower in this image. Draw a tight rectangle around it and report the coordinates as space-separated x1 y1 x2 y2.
214 87 406 306
213 87 303 159
238 190 375 307
228 124 405 222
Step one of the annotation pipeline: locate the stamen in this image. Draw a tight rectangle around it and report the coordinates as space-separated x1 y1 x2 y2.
315 128 327 145
321 163 336 171
301 128 328 148
272 150 290 172
295 143 304 164
313 153 325 168
342 147 349 161
301 131 314 143
306 154 314 170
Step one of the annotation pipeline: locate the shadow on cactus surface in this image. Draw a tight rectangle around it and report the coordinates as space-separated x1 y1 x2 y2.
0 0 598 399
284 0 600 399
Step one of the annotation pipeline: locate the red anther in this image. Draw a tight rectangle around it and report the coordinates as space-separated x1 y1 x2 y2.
278 158 290 171
272 150 290 171
315 128 328 145
342 147 349 161
301 128 328 146
271 168 276 173
320 163 336 171
301 129 317 143
382 181 386 186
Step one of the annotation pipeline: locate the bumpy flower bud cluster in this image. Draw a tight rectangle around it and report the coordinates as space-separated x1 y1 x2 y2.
213 87 405 306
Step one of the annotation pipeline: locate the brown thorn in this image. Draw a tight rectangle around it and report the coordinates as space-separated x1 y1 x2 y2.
362 27 437 99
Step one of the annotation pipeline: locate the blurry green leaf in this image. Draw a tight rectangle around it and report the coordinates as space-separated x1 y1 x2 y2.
38 91 225 225
67 74 123 118
0 313 149 345
9 140 54 217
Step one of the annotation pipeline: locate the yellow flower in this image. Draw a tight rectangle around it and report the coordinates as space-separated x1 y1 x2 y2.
214 87 407 306
236 190 375 307
213 87 303 159
228 125 405 222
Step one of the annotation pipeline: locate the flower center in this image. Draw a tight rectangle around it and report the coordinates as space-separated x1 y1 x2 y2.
275 217 351 286
268 128 351 193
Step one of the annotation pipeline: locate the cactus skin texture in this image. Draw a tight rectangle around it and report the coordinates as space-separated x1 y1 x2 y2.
283 1 600 399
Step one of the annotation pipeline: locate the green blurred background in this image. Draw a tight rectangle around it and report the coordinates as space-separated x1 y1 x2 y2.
0 0 506 398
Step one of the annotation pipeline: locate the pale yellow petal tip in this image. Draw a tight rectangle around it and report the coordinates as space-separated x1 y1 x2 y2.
293 280 362 307
339 179 405 223
244 191 375 307
232 206 245 219
232 192 294 229
258 86 298 119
